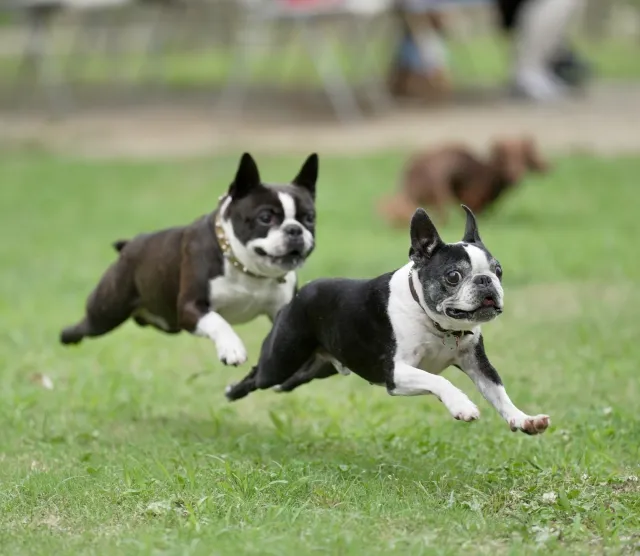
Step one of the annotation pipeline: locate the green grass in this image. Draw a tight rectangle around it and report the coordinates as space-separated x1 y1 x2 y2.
1 152 640 555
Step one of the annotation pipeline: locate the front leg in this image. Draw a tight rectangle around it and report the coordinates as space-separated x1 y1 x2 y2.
388 362 480 422
457 335 550 435
177 236 247 366
179 300 247 366
195 308 247 366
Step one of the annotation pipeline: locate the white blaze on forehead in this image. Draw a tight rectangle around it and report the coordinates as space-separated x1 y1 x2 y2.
463 244 491 274
277 192 297 222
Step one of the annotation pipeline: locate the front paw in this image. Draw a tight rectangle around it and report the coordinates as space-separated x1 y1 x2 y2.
509 414 550 435
215 334 247 366
443 392 480 422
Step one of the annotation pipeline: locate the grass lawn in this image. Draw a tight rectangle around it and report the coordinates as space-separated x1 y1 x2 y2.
1 152 639 555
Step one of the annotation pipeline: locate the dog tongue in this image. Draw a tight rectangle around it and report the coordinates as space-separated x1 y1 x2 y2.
482 297 496 307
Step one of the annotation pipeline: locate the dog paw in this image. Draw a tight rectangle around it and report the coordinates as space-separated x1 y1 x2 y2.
224 383 237 400
509 414 550 435
444 393 480 422
272 385 283 393
216 335 247 366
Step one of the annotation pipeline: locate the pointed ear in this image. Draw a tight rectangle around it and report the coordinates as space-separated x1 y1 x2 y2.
228 153 261 199
409 208 443 264
461 204 482 244
292 153 318 199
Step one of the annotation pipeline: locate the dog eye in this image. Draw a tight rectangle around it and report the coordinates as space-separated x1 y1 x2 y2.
257 210 275 225
445 271 461 285
495 266 503 280
302 213 315 227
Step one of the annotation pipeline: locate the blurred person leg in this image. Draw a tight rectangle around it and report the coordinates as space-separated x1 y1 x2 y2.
496 0 586 101
388 1 449 100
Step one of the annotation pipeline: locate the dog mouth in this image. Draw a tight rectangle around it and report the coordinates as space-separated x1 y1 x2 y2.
254 247 307 267
445 296 503 320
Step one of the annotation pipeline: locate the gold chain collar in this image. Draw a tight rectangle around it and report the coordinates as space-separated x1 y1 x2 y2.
213 210 287 284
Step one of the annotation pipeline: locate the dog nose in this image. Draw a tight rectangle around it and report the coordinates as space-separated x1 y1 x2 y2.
283 224 303 237
473 274 492 287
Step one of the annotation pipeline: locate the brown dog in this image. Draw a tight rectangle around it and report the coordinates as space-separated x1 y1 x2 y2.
379 137 548 227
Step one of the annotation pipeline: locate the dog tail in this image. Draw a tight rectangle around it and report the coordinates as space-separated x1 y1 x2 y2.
112 240 129 253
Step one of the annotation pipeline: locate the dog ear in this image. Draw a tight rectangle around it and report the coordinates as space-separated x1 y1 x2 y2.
292 153 318 199
409 208 443 264
228 153 261 199
461 204 482 244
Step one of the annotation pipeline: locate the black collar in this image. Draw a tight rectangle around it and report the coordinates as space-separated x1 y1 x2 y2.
407 266 474 344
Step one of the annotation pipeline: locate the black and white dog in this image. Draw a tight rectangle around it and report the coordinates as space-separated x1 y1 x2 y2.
226 205 550 434
60 153 318 367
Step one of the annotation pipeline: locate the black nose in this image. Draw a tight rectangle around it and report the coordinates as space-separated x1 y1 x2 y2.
283 224 303 237
473 274 492 287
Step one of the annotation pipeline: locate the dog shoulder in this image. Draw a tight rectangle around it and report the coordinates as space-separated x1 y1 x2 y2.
179 217 223 270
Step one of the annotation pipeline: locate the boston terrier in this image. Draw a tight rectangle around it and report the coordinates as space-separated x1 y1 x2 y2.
225 205 550 435
60 152 318 367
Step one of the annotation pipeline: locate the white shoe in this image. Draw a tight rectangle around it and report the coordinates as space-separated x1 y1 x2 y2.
514 69 567 102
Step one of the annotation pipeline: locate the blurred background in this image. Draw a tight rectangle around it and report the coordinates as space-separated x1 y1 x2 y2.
0 0 639 156
2 3 640 552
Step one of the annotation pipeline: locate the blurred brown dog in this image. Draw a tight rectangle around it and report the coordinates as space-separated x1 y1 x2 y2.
379 137 548 227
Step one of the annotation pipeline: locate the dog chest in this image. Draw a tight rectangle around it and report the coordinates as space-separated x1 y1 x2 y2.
397 322 458 374
416 337 457 374
208 271 295 325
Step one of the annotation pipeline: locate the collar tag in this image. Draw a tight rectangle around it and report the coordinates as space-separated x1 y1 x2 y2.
443 333 459 350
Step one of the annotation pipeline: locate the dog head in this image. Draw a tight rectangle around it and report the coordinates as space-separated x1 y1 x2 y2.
490 136 549 185
409 205 503 330
218 153 318 279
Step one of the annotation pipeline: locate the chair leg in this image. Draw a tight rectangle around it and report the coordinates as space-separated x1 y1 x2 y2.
348 13 393 113
298 18 363 123
215 12 268 117
66 10 103 84
20 6 71 116
140 5 173 85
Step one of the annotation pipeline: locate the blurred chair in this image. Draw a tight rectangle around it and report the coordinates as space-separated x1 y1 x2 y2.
2 0 133 113
2 0 186 113
216 0 395 122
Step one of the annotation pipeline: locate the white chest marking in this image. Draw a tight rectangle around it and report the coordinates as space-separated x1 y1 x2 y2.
208 265 296 325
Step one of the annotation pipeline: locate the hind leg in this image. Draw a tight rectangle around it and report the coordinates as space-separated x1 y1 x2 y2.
225 299 317 402
224 365 259 401
274 360 338 393
225 334 317 401
60 259 137 345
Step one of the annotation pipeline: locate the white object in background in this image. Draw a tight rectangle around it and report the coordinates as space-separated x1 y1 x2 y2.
514 0 583 101
343 0 393 15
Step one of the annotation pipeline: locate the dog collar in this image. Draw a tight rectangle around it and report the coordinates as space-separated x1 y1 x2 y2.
407 266 473 348
213 211 287 284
